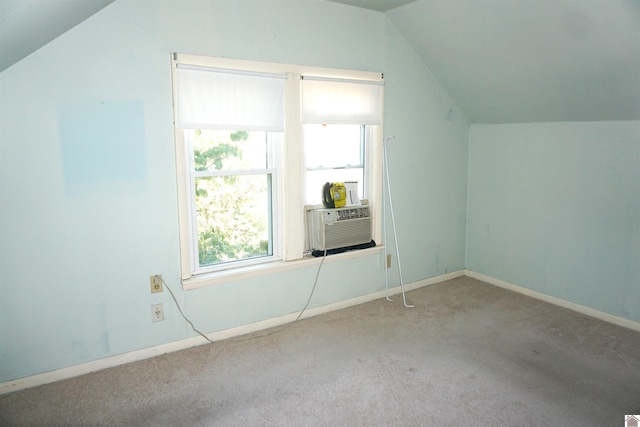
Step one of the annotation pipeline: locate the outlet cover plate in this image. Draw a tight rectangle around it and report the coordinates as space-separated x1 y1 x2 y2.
151 303 164 322
150 275 162 293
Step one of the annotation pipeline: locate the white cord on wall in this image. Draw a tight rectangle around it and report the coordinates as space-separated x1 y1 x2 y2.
296 250 328 321
383 135 414 308
162 277 215 344
160 248 327 346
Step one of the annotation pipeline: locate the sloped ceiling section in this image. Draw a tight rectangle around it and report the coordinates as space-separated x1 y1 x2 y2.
387 0 640 123
333 0 640 123
0 0 115 72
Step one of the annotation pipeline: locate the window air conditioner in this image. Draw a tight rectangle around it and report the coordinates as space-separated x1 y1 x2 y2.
309 205 372 251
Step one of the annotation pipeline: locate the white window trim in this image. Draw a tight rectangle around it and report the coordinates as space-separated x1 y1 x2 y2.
171 53 384 288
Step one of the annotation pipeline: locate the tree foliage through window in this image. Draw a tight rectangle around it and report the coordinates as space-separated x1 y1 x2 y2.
191 129 271 267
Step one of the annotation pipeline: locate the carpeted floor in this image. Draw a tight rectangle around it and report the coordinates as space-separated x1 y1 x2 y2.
1 276 639 426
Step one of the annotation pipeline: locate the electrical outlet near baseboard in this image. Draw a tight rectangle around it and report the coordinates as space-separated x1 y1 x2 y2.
150 274 162 293
151 303 164 322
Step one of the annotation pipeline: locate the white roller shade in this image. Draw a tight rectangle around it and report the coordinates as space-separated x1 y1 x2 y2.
301 76 383 125
176 64 286 131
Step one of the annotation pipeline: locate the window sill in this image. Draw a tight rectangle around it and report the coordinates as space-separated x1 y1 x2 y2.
182 245 384 291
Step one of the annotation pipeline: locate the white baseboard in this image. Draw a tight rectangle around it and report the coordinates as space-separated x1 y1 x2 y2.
464 269 640 333
5 269 637 396
0 270 464 396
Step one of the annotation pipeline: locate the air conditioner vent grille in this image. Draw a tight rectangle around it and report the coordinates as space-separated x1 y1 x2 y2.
324 217 371 249
308 205 372 251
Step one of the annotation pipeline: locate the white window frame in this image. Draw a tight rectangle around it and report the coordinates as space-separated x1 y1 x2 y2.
171 54 384 287
184 129 280 274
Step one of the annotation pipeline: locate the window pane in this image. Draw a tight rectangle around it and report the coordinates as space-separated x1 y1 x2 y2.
190 129 267 171
195 174 272 267
304 124 362 168
304 124 364 204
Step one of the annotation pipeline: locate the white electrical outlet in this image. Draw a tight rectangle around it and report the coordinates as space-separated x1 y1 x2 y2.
150 274 163 293
151 303 164 322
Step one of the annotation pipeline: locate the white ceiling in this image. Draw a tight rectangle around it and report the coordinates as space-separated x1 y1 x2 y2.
1 0 638 123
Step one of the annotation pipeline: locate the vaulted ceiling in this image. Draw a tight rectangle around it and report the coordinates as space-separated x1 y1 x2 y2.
2 0 638 123
332 0 640 123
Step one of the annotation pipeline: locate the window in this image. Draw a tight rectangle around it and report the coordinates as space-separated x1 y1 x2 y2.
300 75 383 207
303 124 365 205
173 62 285 274
187 129 279 271
172 54 384 283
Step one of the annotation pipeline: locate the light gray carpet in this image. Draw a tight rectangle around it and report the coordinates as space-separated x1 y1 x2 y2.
1 276 639 426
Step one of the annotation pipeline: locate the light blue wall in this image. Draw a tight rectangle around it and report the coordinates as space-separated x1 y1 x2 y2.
0 0 469 382
466 121 640 322
382 37 469 281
